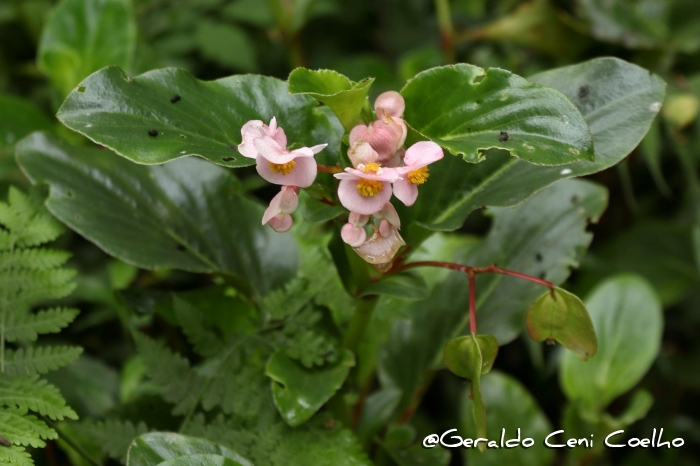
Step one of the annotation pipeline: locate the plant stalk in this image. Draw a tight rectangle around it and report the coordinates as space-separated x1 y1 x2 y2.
342 296 379 354
435 0 455 63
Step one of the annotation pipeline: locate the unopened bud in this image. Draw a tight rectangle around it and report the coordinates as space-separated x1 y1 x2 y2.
341 223 367 247
268 214 293 232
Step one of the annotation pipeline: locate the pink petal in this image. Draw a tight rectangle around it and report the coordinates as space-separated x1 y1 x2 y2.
310 144 328 154
374 91 405 118
363 120 403 163
403 141 444 168
379 219 392 237
336 166 401 183
349 124 369 147
268 214 293 232
392 179 419 206
376 202 401 228
341 223 367 247
256 156 317 187
349 212 369 227
272 127 287 148
337 179 393 215
254 137 296 164
238 120 264 159
348 141 379 167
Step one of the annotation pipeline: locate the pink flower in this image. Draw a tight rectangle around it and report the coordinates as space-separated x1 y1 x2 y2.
262 186 299 232
341 212 370 247
238 117 327 188
334 163 401 216
347 141 379 167
348 91 408 164
393 141 444 206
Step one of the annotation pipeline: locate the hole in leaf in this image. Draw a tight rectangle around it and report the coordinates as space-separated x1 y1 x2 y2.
578 85 590 100
176 244 186 252
221 156 235 162
65 190 74 198
148 129 158 137
77 86 86 93
228 144 236 150
170 94 181 103
180 134 186 139
498 131 510 142
473 74 486 84
535 253 542 262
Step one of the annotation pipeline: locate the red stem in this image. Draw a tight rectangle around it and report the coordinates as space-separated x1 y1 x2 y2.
317 163 342 174
468 272 477 334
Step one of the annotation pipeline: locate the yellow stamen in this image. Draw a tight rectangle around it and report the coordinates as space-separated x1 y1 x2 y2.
363 162 381 173
356 179 383 197
407 166 429 185
268 160 296 175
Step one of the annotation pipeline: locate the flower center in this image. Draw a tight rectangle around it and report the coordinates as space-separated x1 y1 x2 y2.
362 163 381 173
268 160 296 175
407 166 429 185
356 179 383 197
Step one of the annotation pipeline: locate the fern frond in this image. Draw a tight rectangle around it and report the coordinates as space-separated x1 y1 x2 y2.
0 407 56 448
0 249 71 271
5 308 80 343
0 269 76 302
71 419 149 463
0 374 78 420
0 445 34 466
133 332 203 415
4 346 83 376
0 187 63 249
173 297 224 358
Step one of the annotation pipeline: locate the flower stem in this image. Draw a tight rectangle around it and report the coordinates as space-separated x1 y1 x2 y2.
468 272 477 333
343 296 379 355
435 0 455 64
317 163 342 174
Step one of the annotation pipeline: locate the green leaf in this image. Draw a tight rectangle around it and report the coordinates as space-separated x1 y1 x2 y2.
443 333 498 378
5 307 79 342
37 0 136 96
603 389 654 428
55 67 337 168
359 272 429 300
156 455 246 466
288 68 374 131
526 287 597 361
72 419 149 463
300 196 346 224
381 441 451 466
0 93 52 153
173 297 225 358
127 432 252 466
15 132 298 297
401 63 594 165
194 20 256 71
461 371 554 466
404 57 664 232
4 346 83 376
0 445 34 466
0 374 77 420
266 349 354 427
355 388 402 447
560 275 663 411
0 407 56 448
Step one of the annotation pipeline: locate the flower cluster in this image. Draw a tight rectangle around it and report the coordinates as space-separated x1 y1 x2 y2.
335 92 443 264
238 91 443 265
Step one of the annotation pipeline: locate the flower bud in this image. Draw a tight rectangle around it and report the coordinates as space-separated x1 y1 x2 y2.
349 121 404 164
347 140 379 167
374 91 405 118
268 214 293 232
353 224 405 265
341 223 367 247
349 212 370 227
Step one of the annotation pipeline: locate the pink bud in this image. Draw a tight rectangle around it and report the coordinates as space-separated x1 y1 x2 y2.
268 214 293 232
349 121 404 164
374 91 405 118
349 212 370 227
347 140 379 167
379 219 392 237
262 186 299 225
341 223 367 247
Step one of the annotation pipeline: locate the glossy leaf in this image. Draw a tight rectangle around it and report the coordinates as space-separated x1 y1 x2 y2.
402 57 664 232
15 132 298 297
156 455 244 466
443 334 498 378
526 287 597 361
0 94 53 153
461 371 554 466
359 272 429 300
560 275 663 410
56 67 338 168
266 350 354 427
126 432 252 466
38 0 136 97
300 195 346 224
288 68 374 131
401 63 594 165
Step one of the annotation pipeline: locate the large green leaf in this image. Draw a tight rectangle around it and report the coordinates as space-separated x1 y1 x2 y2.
401 63 594 165
56 67 339 168
126 432 252 466
378 179 606 411
461 371 554 466
288 68 373 131
401 57 664 232
266 350 354 427
38 0 136 97
156 455 245 466
15 132 298 297
560 275 663 411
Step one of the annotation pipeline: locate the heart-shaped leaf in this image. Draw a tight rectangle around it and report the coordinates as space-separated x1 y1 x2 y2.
401 63 594 165
56 67 337 168
288 68 374 131
126 432 252 466
400 57 664 233
443 334 498 378
526 287 597 361
266 349 354 427
15 132 298 297
38 0 136 97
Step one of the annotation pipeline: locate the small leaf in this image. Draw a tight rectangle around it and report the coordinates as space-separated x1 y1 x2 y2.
401 64 594 165
526 287 597 361
288 68 374 131
126 432 252 466
266 350 354 427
